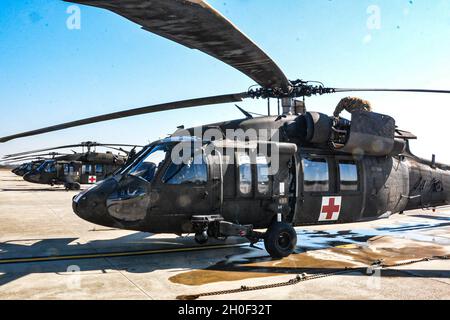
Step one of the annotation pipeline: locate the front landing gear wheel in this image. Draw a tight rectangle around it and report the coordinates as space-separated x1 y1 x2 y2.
264 222 297 259
194 231 208 245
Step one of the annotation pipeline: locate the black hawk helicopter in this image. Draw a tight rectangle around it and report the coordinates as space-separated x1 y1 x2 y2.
1 0 450 258
10 160 47 177
6 152 76 177
5 152 73 177
2 142 142 190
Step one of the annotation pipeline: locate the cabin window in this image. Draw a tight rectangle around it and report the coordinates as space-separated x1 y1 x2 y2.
339 161 359 191
302 157 329 192
257 156 270 195
82 165 92 175
238 154 252 195
64 164 76 175
163 154 207 185
95 164 104 174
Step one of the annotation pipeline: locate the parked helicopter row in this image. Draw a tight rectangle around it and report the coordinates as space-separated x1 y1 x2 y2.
2 142 141 190
1 0 450 258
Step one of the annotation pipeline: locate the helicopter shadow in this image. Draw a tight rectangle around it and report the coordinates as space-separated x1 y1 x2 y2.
409 214 450 223
0 188 71 192
1 219 449 289
0 232 249 287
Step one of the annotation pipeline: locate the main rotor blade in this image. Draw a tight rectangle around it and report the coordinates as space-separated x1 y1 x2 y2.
2 153 70 162
102 146 142 155
0 92 247 143
3 145 87 158
65 0 291 91
1 156 53 164
3 158 46 164
97 143 144 148
333 88 450 94
3 143 143 158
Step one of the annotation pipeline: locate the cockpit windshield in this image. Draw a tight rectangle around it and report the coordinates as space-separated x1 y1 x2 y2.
37 160 56 173
127 143 171 183
119 138 205 183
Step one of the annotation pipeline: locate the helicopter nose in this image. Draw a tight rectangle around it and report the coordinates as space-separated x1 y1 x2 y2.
72 178 119 228
23 172 39 183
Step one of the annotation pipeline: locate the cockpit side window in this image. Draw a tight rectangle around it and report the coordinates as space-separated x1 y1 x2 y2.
163 154 207 185
302 157 329 192
44 161 56 173
129 145 169 183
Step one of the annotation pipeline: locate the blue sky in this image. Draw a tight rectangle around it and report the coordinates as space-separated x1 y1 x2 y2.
1 0 450 162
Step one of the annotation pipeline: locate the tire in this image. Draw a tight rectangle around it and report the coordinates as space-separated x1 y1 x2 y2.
194 231 208 245
264 222 297 259
65 183 81 191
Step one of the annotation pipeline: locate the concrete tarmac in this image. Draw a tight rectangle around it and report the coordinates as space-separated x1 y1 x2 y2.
0 170 449 300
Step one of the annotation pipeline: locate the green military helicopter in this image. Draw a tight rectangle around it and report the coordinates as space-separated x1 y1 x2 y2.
2 142 142 190
1 0 450 257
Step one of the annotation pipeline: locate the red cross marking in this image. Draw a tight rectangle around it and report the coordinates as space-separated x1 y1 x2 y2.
88 176 96 183
322 198 340 220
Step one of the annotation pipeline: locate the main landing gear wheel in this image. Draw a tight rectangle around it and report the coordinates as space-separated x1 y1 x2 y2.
264 222 297 259
65 183 81 191
194 231 209 245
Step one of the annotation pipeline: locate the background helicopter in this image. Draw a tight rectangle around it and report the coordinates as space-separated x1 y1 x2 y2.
1 142 142 190
10 159 47 177
1 0 450 258
6 152 74 177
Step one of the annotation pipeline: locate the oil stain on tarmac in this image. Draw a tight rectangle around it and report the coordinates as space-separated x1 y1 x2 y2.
170 218 450 286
